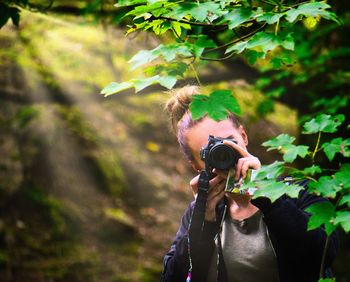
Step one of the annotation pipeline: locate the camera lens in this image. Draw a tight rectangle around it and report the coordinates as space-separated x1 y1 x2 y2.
209 144 238 170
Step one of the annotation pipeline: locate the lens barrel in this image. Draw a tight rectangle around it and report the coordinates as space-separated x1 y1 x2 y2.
208 143 240 170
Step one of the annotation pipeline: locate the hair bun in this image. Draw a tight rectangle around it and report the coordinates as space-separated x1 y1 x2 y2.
165 85 200 131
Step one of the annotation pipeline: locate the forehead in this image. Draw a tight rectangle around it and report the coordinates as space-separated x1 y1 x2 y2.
185 117 237 150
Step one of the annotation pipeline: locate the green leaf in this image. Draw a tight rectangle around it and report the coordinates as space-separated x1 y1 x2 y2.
301 165 322 176
256 12 283 24
322 138 350 161
153 44 192 62
115 0 147 7
318 278 336 282
283 145 309 163
232 32 295 55
308 176 341 198
226 41 248 54
149 20 173 35
291 165 322 178
302 114 345 134
146 62 188 78
101 75 177 95
305 201 336 236
166 62 188 77
128 49 158 70
312 95 348 115
334 163 350 189
262 134 295 151
256 99 274 116
285 2 339 23
133 76 160 92
246 32 278 53
129 44 192 70
339 194 350 207
334 211 350 232
280 33 295 51
265 86 286 98
170 2 221 22
171 21 182 36
171 21 190 37
158 75 177 89
189 90 241 121
125 1 166 17
192 35 216 58
244 50 265 65
189 94 208 120
100 82 134 96
255 77 271 89
224 7 262 29
253 181 303 202
254 161 285 181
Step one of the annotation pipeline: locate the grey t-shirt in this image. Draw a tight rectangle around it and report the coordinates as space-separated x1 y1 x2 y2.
207 210 279 282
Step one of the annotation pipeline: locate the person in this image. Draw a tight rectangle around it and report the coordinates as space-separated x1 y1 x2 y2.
160 86 339 282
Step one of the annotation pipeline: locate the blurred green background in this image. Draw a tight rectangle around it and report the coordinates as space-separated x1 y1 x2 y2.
0 1 349 281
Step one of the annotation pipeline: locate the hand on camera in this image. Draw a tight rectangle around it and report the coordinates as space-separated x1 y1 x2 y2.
190 174 226 222
189 142 261 221
223 140 261 180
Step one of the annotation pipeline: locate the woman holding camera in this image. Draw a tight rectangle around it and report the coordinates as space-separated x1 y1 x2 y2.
160 86 338 282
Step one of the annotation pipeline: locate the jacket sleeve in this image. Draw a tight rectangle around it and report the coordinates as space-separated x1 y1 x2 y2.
160 202 219 282
251 182 339 275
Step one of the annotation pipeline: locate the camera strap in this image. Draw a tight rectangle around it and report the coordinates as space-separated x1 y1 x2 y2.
189 170 210 240
187 169 210 282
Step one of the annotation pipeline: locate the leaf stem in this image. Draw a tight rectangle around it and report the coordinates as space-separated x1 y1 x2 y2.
275 19 280 35
171 27 183 42
319 196 342 279
190 63 201 86
200 23 267 60
154 16 228 27
259 0 277 6
312 132 322 160
319 235 330 279
203 24 265 54
304 175 317 182
290 1 309 8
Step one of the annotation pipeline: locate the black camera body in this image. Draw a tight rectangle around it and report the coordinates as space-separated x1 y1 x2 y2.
200 135 241 171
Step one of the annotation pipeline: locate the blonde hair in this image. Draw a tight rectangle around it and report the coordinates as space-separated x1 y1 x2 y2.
165 85 200 133
165 85 241 162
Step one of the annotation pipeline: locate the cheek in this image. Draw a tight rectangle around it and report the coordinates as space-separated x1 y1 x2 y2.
195 159 205 171
233 134 247 148
191 150 204 170
237 139 246 148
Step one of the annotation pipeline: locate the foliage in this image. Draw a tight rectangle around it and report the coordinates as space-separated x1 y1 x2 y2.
0 0 54 29
0 2 20 28
1 0 348 280
189 90 241 120
101 0 342 97
99 1 349 281
255 113 350 281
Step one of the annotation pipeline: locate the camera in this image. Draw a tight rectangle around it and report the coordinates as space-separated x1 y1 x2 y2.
200 135 241 171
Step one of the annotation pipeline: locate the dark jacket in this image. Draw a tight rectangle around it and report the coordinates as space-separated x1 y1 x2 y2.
161 182 339 282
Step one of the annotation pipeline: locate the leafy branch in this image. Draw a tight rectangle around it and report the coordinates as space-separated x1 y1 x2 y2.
101 0 340 96
101 2 348 281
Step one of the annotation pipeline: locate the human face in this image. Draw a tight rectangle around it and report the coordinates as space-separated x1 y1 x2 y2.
185 117 248 171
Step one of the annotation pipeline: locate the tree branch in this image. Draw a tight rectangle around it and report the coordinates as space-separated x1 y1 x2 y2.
154 15 228 27
200 23 267 59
